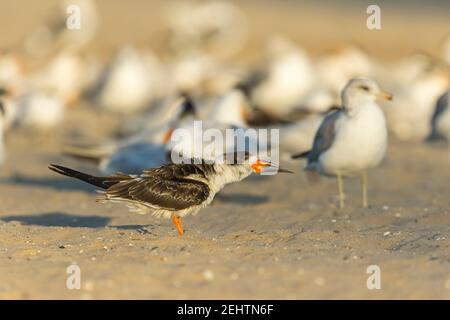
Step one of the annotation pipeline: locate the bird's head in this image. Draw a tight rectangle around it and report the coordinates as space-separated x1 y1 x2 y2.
342 78 392 110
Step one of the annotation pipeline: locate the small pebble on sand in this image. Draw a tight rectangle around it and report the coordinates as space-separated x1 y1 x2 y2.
203 269 215 281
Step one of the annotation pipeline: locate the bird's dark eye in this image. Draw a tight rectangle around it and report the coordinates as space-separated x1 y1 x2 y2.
360 85 370 91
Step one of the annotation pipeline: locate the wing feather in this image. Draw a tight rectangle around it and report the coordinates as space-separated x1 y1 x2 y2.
105 165 211 210
307 110 342 165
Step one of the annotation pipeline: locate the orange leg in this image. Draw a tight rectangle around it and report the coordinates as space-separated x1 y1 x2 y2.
171 214 184 236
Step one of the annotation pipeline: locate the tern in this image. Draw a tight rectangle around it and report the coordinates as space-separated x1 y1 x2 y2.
63 96 196 173
49 152 293 235
292 78 392 208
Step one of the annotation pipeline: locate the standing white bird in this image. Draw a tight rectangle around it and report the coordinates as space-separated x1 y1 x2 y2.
49 152 292 235
292 78 392 208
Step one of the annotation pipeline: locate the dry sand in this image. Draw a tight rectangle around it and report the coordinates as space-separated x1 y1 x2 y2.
0 0 449 299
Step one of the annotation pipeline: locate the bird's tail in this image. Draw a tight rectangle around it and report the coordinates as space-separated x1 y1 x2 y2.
48 164 120 189
291 150 311 159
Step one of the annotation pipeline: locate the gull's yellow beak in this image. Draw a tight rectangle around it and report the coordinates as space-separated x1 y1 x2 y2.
378 91 393 101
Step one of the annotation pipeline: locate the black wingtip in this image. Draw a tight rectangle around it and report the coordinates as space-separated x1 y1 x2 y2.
48 164 68 176
278 168 295 174
291 151 311 159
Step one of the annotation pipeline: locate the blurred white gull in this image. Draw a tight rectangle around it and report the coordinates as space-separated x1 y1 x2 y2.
27 50 87 106
165 0 248 58
168 52 243 96
63 97 196 174
276 114 328 160
383 65 449 140
96 46 167 114
292 78 392 208
167 87 257 162
427 89 450 142
245 84 337 159
0 52 23 94
23 0 98 57
250 36 316 118
14 89 65 131
278 87 339 159
316 45 373 95
375 52 435 90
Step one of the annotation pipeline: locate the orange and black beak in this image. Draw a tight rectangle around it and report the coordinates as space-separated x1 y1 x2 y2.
251 160 294 174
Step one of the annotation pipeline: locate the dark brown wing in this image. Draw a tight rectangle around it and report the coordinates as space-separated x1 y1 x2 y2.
105 164 212 210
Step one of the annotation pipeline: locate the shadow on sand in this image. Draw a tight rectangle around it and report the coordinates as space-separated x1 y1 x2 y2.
0 212 110 228
110 224 155 234
214 193 269 205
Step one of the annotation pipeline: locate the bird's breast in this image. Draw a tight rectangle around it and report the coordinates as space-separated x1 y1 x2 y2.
320 105 388 174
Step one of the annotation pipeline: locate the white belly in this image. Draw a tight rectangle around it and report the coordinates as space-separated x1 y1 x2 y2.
320 105 388 176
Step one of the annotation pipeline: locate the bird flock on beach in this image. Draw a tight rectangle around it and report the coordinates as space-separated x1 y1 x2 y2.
1 1 449 235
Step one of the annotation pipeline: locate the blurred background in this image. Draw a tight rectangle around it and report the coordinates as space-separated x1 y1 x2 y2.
1 0 449 59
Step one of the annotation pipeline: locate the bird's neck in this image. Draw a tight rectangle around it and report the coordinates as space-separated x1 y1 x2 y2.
344 100 378 117
208 164 252 192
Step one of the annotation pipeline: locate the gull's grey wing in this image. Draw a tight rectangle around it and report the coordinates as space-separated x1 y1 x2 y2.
307 110 342 164
428 90 449 141
105 165 212 210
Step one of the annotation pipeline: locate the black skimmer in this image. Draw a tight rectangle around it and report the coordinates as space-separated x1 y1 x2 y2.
49 153 293 235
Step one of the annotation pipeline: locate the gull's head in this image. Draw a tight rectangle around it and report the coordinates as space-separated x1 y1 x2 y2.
342 78 392 110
